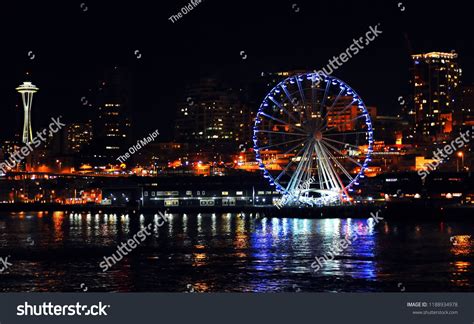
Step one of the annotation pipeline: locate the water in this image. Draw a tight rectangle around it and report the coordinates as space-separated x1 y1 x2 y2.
0 211 472 292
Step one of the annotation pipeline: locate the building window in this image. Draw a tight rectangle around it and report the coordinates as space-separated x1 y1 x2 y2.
222 191 229 196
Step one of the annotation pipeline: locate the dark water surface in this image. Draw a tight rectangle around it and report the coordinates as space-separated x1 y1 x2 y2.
0 211 472 292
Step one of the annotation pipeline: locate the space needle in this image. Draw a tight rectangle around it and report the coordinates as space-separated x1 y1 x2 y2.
16 81 39 144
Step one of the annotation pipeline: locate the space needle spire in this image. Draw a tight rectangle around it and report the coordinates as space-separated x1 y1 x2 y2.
16 81 39 144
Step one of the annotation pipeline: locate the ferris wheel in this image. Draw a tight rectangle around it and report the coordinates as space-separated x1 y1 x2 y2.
253 72 374 207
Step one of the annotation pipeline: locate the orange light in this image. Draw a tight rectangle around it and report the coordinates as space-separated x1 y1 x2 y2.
457 152 463 157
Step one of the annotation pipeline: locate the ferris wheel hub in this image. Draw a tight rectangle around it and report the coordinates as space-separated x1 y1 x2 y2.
313 131 323 141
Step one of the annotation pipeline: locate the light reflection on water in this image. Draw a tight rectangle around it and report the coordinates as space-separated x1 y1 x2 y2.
0 212 472 292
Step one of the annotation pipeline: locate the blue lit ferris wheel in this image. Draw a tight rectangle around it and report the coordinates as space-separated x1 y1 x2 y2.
253 72 374 207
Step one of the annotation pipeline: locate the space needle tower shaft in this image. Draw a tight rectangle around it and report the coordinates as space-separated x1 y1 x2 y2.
16 81 39 144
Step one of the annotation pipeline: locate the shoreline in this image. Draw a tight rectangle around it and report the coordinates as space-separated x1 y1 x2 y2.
0 202 472 219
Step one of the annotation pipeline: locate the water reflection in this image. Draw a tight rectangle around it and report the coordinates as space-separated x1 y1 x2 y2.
0 212 472 292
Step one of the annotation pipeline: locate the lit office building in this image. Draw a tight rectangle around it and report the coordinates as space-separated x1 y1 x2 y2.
93 67 132 163
410 52 461 139
455 85 474 127
0 141 22 172
326 96 377 132
373 116 408 145
65 123 93 154
175 77 249 152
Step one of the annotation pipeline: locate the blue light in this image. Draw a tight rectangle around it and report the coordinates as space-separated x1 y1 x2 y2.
253 72 373 205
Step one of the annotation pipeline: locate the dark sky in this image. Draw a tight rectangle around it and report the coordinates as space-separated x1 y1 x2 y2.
0 0 472 141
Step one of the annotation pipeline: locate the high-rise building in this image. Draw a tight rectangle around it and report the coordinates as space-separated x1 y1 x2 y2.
373 116 408 145
175 77 248 153
326 96 377 132
64 123 93 154
410 52 461 140
455 85 474 127
91 67 132 164
0 140 21 171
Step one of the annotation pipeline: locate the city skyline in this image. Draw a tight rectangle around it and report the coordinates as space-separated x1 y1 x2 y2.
1 51 472 177
3 50 473 144
0 1 473 303
0 1 473 142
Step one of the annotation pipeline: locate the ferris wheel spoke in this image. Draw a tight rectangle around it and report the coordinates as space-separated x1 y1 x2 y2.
286 141 314 194
332 98 357 118
319 99 357 131
320 89 346 127
281 84 297 106
321 88 346 120
319 143 350 198
321 114 366 133
321 137 361 149
321 140 363 168
280 84 292 99
258 137 308 150
319 143 354 182
315 142 334 191
309 77 319 119
295 76 307 107
313 144 325 190
255 130 308 137
274 140 311 182
314 143 329 190
315 141 342 192
268 97 301 125
317 80 331 120
301 143 316 185
282 137 310 155
324 131 368 136
258 112 307 134
319 142 348 192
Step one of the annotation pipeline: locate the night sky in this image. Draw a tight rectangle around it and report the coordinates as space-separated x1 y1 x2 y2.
0 0 472 141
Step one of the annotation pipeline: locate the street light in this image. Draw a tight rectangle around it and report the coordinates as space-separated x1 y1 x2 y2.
457 152 464 172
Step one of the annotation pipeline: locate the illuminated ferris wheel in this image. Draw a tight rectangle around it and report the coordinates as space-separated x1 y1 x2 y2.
253 72 374 207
